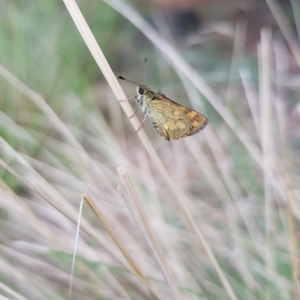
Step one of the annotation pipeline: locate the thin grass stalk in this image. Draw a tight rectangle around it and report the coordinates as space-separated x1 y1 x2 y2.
135 150 164 219
82 193 160 300
178 74 264 283
0 251 53 299
0 243 111 299
0 153 160 299
239 69 261 143
117 184 164 266
100 266 133 300
118 182 178 294
107 0 288 203
0 64 107 189
185 137 231 200
117 167 182 300
291 0 300 41
176 71 234 202
178 69 257 297
0 282 28 300
0 138 86 231
62 1 238 299
0 171 59 245
0 155 110 259
260 27 274 299
277 103 299 300
0 64 84 164
69 199 83 297
104 0 262 167
265 0 300 68
0 188 114 297
274 42 299 300
226 17 247 107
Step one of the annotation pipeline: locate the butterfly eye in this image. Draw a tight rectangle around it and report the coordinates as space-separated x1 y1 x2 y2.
138 87 144 95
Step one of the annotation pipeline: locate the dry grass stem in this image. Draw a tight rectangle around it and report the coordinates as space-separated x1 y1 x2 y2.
265 0 300 68
104 0 262 167
0 140 160 297
239 69 261 142
1 0 297 298
260 27 274 297
291 0 300 41
82 193 161 300
117 167 181 300
62 1 238 299
226 17 247 106
0 282 28 300
274 42 299 300
0 64 104 187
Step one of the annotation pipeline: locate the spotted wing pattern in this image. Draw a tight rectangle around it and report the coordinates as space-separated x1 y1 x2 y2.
147 94 208 141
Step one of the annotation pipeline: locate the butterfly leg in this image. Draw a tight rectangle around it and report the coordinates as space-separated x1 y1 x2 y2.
129 107 140 119
135 117 147 133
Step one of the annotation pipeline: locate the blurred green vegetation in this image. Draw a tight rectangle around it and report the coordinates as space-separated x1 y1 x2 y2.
0 0 299 299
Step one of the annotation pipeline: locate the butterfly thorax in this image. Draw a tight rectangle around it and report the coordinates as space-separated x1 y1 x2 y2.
136 83 156 116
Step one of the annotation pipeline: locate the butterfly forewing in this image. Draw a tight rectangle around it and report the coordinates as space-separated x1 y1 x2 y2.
147 94 208 141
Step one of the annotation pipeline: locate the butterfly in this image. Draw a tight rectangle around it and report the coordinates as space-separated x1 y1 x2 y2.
119 60 208 141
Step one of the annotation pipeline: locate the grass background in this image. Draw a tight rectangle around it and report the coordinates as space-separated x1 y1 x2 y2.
0 0 300 299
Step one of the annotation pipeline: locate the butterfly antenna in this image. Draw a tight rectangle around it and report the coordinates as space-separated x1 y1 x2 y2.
118 76 138 85
144 58 147 83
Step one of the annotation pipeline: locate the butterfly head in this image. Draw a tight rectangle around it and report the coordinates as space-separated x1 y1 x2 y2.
137 82 150 97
